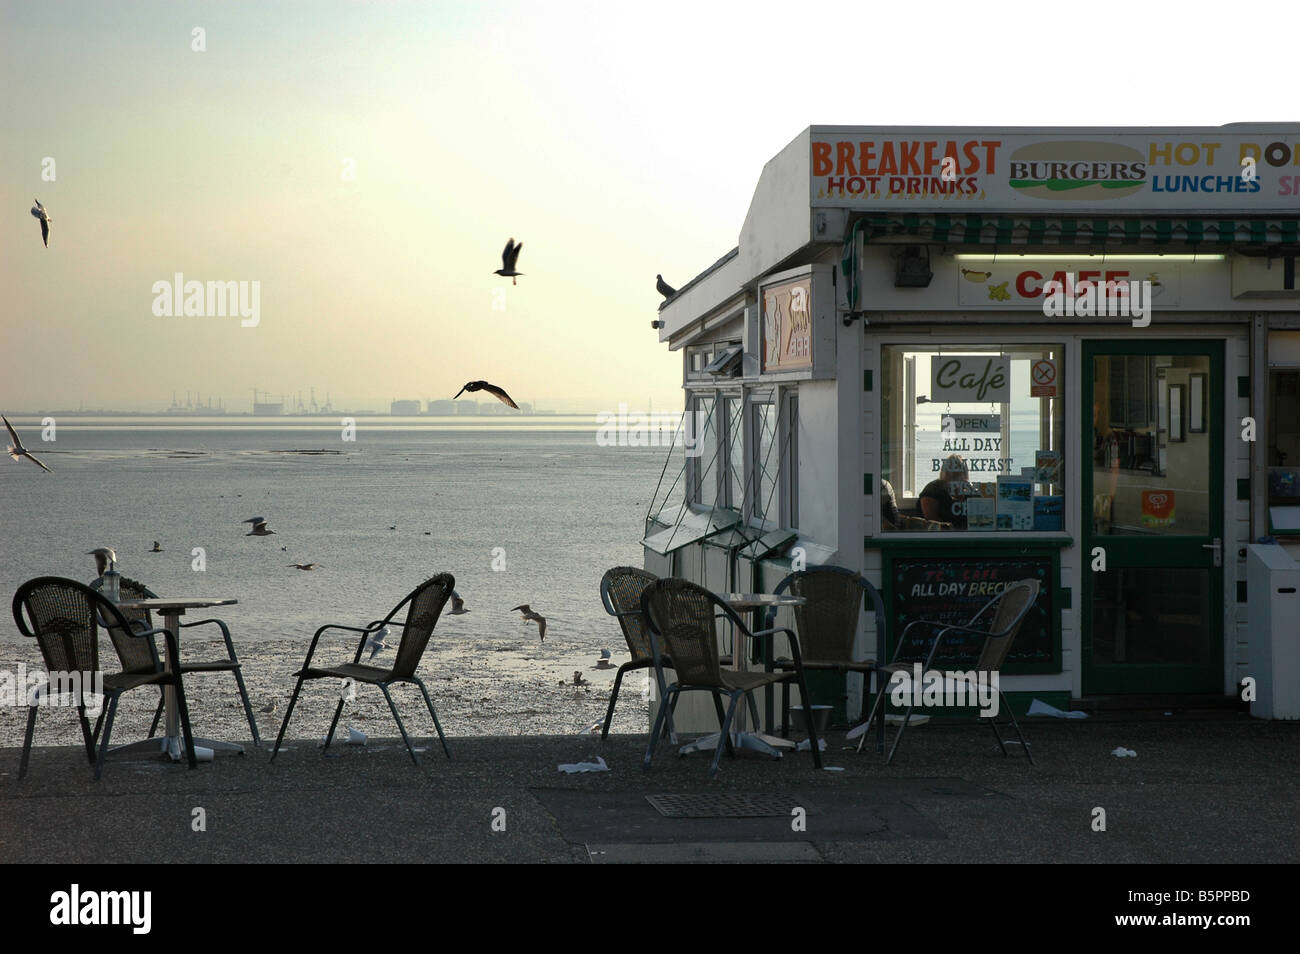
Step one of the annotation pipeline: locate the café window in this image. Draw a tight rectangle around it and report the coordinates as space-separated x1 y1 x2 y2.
1268 368 1300 534
725 394 744 511
881 345 1065 532
690 393 717 506
752 400 777 521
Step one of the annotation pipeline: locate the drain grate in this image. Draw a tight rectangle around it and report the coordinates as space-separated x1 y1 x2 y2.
645 793 806 819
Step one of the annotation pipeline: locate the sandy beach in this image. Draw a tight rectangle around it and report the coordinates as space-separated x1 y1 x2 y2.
0 625 651 751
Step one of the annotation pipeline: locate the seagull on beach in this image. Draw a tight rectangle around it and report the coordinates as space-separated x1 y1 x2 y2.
494 237 523 285
243 517 276 536
365 625 392 660
150 541 163 552
595 649 614 670
656 274 676 298
448 591 469 615
453 380 518 409
4 416 52 473
566 671 590 687
87 547 117 576
30 199 51 247
511 604 547 641
288 563 320 571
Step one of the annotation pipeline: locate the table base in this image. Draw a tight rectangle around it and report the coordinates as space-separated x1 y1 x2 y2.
677 731 796 759
110 736 245 761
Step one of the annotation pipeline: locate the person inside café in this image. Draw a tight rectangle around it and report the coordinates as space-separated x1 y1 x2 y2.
920 454 972 529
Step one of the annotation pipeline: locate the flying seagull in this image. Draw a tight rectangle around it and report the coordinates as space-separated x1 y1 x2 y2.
511 604 547 641
87 547 117 576
494 238 523 285
453 381 518 409
656 274 676 298
30 199 51 248
365 625 392 660
150 541 164 552
3 416 52 473
447 591 469 615
243 517 277 536
288 563 321 571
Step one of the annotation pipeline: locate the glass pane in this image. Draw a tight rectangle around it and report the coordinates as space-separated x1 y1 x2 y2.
1092 354 1210 535
753 403 776 518
788 395 799 529
693 395 716 507
1091 568 1210 664
880 345 1065 532
727 396 744 510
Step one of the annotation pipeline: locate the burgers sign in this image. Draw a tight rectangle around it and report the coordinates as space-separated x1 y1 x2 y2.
1007 140 1146 201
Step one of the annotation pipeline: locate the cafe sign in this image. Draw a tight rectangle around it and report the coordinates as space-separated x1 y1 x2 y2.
931 355 1010 404
762 277 813 373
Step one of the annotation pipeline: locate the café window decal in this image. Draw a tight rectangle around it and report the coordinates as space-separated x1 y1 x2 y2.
762 278 813 373
880 345 1066 533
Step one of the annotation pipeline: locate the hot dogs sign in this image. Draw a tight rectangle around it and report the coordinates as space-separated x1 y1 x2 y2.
810 129 1300 211
762 277 813 373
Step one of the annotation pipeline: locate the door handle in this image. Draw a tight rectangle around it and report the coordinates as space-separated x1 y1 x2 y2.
1201 538 1222 568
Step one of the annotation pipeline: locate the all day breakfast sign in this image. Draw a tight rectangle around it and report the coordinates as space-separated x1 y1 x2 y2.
809 128 1300 212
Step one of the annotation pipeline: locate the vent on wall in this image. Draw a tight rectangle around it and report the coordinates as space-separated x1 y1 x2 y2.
704 344 743 376
1232 254 1300 299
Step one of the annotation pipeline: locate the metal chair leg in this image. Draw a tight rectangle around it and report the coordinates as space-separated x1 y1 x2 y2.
709 692 743 779
231 665 262 747
643 686 676 771
1002 689 1033 764
601 665 627 741
379 684 420 766
19 705 38 780
94 694 120 781
172 674 199 770
414 678 451 759
793 674 823 769
856 675 890 753
76 703 96 764
711 690 735 757
324 697 346 751
271 676 307 760
886 698 918 765
148 691 164 739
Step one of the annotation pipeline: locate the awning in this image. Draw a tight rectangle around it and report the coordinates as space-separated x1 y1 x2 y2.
641 507 741 556
854 213 1300 248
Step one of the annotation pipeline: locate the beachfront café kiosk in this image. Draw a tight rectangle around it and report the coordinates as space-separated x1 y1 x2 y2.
644 124 1300 730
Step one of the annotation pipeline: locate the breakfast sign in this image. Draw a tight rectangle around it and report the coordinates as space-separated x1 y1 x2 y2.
809 128 1300 211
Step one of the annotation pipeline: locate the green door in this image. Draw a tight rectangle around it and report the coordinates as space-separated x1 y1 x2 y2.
1081 341 1224 694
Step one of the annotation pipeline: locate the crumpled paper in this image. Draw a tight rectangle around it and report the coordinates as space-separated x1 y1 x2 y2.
1111 747 1138 758
558 756 609 774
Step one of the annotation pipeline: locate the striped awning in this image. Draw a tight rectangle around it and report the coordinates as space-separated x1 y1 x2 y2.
856 213 1300 248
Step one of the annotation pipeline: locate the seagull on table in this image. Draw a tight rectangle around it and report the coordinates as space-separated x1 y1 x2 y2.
243 517 276 536
494 237 523 285
511 604 547 641
4 416 52 473
365 625 392 660
31 199 51 248
288 563 320 571
656 274 677 299
150 541 164 553
447 591 469 615
87 547 117 576
453 380 518 409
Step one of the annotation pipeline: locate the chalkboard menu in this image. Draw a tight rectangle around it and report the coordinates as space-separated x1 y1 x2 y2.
890 556 1055 667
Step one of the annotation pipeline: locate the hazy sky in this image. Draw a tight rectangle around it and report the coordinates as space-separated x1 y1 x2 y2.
2 1 1296 413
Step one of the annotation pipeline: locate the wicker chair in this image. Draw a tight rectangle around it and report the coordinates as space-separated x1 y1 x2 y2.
599 567 675 741
12 577 198 780
640 578 823 778
90 575 260 746
765 566 887 751
856 578 1040 764
271 573 456 766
